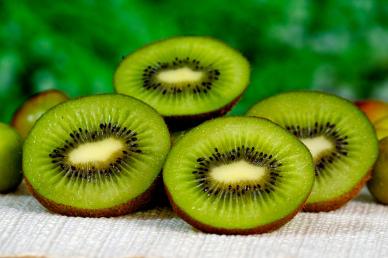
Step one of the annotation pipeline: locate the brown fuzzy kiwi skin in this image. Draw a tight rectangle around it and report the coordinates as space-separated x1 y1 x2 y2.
164 186 306 235
165 94 243 131
25 176 160 217
303 170 372 212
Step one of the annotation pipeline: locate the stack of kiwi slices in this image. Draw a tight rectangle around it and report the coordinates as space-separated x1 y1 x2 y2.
21 36 379 235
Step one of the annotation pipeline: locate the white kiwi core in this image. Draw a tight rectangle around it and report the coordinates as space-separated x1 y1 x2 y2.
157 67 203 84
68 137 124 165
300 135 334 160
210 160 267 184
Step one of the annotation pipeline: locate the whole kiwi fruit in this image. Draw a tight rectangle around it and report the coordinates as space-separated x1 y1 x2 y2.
368 136 388 205
12 89 68 138
0 123 23 193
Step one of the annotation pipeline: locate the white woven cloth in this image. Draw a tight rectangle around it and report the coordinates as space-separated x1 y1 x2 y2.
0 184 387 258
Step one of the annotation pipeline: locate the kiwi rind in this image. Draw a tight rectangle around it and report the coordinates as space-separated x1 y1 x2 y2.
247 90 378 212
163 116 314 234
25 176 158 217
114 36 250 130
165 186 305 235
23 94 171 216
165 94 242 131
304 170 371 212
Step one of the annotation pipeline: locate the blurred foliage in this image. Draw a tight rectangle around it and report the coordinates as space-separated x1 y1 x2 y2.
1 0 388 122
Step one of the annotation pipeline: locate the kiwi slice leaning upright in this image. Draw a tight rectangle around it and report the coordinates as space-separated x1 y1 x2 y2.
163 117 314 234
114 37 250 130
247 91 379 212
23 94 170 217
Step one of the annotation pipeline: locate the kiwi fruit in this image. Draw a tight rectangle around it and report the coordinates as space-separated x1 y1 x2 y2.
368 137 388 205
23 94 170 217
12 89 69 138
171 130 188 146
163 116 314 234
373 116 388 140
114 36 250 130
0 123 23 193
247 91 379 212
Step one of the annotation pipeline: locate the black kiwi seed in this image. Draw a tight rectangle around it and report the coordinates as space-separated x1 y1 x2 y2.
284 122 349 177
191 146 283 197
48 123 142 180
141 57 221 95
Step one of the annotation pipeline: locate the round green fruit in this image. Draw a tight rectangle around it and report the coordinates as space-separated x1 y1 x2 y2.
0 123 23 193
12 90 69 138
373 116 388 140
368 137 388 204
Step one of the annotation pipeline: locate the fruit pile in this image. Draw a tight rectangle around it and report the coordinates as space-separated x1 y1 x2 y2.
0 37 385 235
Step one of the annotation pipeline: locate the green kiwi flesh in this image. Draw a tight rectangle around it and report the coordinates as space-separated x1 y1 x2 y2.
163 117 314 234
171 130 188 146
0 123 23 193
114 37 250 129
247 91 379 211
23 94 170 217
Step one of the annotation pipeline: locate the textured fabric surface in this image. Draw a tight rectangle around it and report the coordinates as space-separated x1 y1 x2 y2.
0 185 387 258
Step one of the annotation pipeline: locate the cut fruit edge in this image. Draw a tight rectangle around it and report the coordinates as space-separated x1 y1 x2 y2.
303 170 372 212
24 176 160 217
164 92 243 131
164 185 309 235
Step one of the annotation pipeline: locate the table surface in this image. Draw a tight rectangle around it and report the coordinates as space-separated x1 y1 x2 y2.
0 184 387 258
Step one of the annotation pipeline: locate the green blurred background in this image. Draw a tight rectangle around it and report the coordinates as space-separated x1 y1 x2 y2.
1 0 388 123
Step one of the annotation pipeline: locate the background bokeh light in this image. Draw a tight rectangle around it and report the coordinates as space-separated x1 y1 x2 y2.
1 0 388 122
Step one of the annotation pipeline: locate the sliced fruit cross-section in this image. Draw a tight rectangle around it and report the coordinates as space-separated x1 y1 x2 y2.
23 94 171 217
114 37 250 129
247 91 379 212
163 117 314 234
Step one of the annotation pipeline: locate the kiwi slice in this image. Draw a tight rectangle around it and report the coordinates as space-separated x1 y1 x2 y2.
163 117 314 234
23 94 170 217
171 130 188 146
247 91 379 212
114 37 250 130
